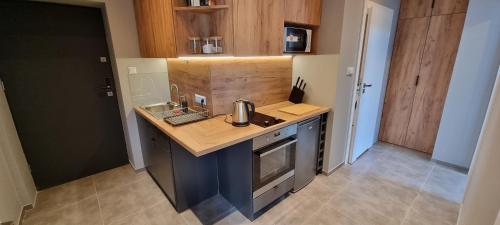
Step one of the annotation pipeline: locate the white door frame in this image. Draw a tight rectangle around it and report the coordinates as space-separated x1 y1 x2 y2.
345 0 395 164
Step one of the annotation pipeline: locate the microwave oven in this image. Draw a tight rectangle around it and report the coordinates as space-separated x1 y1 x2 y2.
283 27 312 53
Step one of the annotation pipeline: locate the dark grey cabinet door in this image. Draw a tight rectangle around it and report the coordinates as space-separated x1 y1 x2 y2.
152 130 176 205
137 117 176 205
294 117 320 191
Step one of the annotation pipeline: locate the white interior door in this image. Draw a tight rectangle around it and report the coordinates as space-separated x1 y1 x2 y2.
350 1 394 162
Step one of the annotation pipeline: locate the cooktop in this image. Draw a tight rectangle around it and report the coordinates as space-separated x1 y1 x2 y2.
251 112 285 128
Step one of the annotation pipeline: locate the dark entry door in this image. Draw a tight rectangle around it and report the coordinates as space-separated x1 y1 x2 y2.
0 1 128 189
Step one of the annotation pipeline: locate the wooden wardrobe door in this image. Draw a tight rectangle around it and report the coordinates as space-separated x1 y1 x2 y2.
399 0 433 19
432 0 469 15
379 17 430 145
404 13 466 153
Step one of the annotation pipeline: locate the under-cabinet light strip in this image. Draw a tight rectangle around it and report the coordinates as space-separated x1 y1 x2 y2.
176 55 293 60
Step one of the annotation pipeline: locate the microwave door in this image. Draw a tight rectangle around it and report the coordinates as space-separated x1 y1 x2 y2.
285 29 308 52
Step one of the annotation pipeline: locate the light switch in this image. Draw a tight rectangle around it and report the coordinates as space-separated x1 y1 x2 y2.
346 66 356 76
128 67 137 75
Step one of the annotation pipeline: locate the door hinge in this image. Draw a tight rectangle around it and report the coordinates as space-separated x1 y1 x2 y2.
415 75 420 86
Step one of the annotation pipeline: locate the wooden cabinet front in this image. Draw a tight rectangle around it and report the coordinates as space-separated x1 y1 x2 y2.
399 0 433 19
233 0 284 56
133 0 177 58
432 0 469 15
284 0 322 26
379 17 430 146
404 13 466 153
400 0 469 19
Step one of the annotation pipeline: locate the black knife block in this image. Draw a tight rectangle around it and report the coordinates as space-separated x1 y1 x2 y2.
288 87 304 103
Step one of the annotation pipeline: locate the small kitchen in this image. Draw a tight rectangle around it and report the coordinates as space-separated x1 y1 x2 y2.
129 0 335 222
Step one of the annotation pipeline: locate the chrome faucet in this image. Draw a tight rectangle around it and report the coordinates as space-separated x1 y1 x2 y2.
170 84 180 105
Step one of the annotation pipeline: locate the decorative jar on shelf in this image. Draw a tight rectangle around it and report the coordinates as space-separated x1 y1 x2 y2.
188 37 201 54
210 36 223 53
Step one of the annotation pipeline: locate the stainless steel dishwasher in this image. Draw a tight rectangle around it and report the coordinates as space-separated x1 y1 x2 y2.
293 117 320 192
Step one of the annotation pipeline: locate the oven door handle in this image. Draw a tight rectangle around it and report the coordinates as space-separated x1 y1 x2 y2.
259 139 297 158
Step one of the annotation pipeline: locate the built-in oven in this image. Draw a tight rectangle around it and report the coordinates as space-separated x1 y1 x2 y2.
252 124 297 213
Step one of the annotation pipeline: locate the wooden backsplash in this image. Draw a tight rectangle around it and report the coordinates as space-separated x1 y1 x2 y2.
167 57 292 115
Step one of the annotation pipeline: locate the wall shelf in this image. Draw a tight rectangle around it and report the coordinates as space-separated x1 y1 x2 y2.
174 5 229 13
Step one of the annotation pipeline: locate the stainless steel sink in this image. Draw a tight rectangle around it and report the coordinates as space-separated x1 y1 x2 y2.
141 102 209 126
141 102 178 119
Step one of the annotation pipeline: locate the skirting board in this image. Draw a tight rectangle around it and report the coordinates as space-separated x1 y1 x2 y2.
323 162 345 176
432 159 469 174
14 204 33 225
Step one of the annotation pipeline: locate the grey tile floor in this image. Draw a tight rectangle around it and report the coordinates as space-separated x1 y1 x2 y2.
22 142 467 225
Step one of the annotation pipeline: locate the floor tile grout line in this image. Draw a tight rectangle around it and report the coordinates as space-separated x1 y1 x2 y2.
400 162 436 225
399 192 421 225
419 163 436 192
92 176 106 225
94 170 149 197
23 192 98 223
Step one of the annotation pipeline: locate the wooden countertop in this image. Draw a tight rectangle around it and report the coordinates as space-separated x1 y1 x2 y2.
134 101 330 157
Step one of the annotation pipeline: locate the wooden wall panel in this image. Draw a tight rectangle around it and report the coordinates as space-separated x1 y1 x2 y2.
167 57 292 115
399 0 433 19
166 59 213 113
432 0 469 15
379 17 430 145
404 13 466 153
210 57 292 115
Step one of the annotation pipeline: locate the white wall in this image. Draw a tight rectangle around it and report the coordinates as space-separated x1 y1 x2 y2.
316 0 345 54
292 55 339 173
433 0 500 169
115 58 170 169
0 90 37 224
458 67 500 225
330 0 399 172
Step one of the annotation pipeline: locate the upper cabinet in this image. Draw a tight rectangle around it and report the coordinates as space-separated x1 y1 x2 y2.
133 0 322 57
400 0 469 19
233 0 284 56
172 0 234 57
134 0 177 58
284 0 322 26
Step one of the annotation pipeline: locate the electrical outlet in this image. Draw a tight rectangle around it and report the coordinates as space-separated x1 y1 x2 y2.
195 94 206 105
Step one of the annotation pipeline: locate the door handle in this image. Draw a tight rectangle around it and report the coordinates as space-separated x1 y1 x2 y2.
362 83 372 94
259 139 297 158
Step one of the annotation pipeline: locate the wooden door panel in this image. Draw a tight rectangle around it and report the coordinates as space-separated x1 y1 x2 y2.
404 13 466 153
233 0 260 55
399 0 433 19
134 0 177 58
284 0 321 26
432 0 469 15
379 17 430 145
260 0 285 55
233 0 284 55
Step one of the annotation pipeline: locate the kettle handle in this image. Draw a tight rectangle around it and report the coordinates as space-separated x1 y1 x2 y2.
246 101 255 120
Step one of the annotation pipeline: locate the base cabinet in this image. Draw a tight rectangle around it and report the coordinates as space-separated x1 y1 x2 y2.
137 117 218 212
